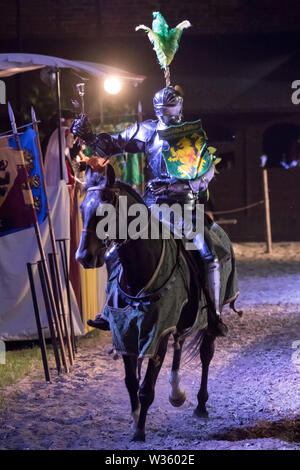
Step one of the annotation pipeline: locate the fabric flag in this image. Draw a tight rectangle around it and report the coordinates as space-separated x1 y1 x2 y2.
111 153 145 192
0 126 47 237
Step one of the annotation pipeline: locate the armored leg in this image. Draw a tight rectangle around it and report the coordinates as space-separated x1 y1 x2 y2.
87 313 110 330
206 257 220 315
193 233 228 337
87 245 120 331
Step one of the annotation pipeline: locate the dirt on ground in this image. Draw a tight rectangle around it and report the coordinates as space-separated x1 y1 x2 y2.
0 242 299 450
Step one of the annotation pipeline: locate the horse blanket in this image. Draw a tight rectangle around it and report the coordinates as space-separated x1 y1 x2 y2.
101 222 239 358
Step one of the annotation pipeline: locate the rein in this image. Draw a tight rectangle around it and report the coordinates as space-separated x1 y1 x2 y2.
84 184 151 249
117 237 181 306
86 186 104 191
83 182 184 307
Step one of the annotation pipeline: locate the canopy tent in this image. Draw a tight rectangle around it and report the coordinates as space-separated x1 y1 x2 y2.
0 53 146 179
0 179 85 341
0 54 146 340
0 53 146 83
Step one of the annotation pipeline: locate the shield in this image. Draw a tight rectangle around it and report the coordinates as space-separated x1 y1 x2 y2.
158 120 214 180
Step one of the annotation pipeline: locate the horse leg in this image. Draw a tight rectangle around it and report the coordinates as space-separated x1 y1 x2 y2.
122 355 140 428
169 336 186 407
194 332 215 418
132 334 170 442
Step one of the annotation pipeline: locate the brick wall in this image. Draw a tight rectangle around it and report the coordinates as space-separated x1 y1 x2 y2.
0 0 300 40
1 1 300 241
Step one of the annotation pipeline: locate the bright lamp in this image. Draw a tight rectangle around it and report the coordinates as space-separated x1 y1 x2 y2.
104 77 122 95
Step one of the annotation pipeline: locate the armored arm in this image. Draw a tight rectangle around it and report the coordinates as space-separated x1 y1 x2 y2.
71 115 145 158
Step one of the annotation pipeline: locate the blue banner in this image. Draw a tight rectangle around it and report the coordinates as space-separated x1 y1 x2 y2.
0 126 47 237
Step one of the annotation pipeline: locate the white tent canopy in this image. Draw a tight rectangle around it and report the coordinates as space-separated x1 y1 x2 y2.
0 53 146 84
0 52 146 180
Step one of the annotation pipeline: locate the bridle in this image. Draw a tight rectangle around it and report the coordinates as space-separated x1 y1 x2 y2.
83 184 182 306
82 184 150 250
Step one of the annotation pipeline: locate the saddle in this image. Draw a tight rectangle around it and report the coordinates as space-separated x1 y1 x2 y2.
145 178 208 205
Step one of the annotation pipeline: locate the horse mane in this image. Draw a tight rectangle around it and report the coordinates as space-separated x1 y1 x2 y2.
115 180 147 207
85 168 147 207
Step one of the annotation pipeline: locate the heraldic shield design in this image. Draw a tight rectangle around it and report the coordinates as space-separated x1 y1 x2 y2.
158 119 217 180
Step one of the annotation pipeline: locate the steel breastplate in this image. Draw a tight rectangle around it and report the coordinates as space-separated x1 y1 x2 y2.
146 133 170 179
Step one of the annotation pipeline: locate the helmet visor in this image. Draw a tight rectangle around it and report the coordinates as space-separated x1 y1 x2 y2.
155 102 183 117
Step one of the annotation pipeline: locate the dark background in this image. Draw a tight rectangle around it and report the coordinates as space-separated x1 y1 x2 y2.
1 0 300 241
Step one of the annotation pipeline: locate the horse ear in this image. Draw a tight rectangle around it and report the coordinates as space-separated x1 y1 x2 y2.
105 163 115 187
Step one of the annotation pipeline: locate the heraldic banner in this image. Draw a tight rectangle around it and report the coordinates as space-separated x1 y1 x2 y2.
158 119 217 180
0 127 47 237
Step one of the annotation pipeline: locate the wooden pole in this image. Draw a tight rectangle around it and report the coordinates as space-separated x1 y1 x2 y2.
58 238 77 355
31 107 74 365
164 66 170 87
137 99 143 124
27 262 51 382
37 260 61 374
8 102 69 373
55 69 63 180
262 167 272 254
99 92 104 128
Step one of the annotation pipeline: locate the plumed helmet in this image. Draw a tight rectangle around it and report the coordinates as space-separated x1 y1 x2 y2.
153 86 183 116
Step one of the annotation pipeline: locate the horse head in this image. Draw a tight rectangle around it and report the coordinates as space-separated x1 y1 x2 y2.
76 164 117 268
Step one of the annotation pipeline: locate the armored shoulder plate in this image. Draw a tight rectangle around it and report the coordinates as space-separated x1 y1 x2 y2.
134 120 157 143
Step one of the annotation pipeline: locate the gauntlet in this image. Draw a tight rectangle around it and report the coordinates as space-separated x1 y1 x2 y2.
71 115 121 158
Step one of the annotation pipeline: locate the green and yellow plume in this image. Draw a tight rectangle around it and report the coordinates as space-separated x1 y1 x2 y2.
135 12 191 86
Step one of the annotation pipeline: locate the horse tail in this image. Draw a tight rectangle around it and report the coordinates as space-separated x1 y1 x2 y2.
182 322 207 364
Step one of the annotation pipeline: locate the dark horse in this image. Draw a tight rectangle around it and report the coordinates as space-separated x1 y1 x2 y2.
76 165 238 442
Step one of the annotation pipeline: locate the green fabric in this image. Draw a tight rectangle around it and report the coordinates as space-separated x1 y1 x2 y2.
101 223 239 359
210 222 239 305
111 153 145 188
158 120 215 180
135 12 191 70
83 145 94 157
103 238 190 358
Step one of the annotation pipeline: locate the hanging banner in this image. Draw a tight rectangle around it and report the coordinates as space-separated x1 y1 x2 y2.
158 120 216 180
0 127 47 236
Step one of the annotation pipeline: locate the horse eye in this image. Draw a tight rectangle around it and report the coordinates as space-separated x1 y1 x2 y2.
100 189 112 202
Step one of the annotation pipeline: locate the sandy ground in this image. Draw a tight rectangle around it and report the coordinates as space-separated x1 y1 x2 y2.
0 242 300 451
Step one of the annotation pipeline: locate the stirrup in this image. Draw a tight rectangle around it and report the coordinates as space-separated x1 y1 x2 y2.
87 317 110 331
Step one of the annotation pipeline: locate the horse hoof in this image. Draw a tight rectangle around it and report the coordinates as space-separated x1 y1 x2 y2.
193 407 209 419
132 429 146 442
169 391 186 407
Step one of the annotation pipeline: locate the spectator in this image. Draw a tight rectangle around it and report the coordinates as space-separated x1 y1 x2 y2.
44 126 75 186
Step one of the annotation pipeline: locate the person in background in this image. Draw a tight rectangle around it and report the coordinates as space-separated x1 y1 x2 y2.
44 118 83 313
44 127 75 186
42 109 75 156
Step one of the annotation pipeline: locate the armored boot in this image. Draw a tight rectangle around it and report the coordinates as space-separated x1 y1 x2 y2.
87 313 110 330
205 259 228 337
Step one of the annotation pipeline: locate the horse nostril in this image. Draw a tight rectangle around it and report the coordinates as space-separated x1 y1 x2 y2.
96 254 104 268
85 253 93 265
76 249 87 262
76 249 90 266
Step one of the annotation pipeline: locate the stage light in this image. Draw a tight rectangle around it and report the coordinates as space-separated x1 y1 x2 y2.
104 77 122 95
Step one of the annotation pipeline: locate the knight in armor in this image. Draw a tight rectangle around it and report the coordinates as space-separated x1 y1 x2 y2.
72 12 234 336
72 85 228 337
